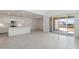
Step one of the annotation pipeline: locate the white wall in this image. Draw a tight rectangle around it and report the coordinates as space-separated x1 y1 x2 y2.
0 16 31 27
37 19 43 30
32 18 43 31
0 15 43 33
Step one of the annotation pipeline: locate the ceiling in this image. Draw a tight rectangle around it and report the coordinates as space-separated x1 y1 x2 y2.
0 10 43 19
28 10 79 17
0 10 78 18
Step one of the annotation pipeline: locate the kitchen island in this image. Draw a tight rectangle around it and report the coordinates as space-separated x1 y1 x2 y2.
8 27 31 36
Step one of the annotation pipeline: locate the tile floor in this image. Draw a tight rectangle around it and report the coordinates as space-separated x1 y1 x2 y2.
0 31 79 49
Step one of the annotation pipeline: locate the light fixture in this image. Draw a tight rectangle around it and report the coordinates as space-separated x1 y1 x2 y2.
0 23 4 27
18 24 22 27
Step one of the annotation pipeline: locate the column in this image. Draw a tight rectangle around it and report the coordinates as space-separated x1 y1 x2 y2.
43 16 49 32
75 15 79 38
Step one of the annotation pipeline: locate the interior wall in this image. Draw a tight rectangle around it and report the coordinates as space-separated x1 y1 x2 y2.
0 16 31 27
0 15 43 32
37 18 43 30
31 18 43 31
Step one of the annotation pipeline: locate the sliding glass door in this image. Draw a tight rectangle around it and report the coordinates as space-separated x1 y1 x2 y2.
54 17 75 35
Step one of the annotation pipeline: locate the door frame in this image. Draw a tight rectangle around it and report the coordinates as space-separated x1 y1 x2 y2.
50 16 75 36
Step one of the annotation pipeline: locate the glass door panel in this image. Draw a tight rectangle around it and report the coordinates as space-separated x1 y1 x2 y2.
67 18 75 35
59 19 67 35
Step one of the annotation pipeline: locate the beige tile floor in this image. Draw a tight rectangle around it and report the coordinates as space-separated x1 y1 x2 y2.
0 31 79 49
